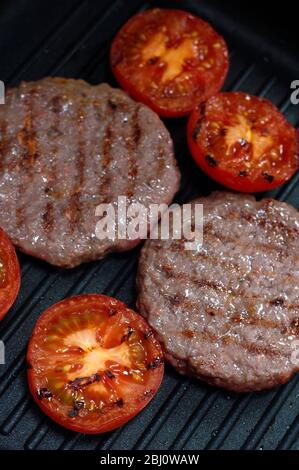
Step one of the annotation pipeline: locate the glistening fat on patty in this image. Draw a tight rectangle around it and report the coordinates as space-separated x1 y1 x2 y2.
0 77 180 267
137 191 299 392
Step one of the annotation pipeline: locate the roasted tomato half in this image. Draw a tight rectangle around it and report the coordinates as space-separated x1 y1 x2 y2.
187 92 299 192
27 294 164 434
110 8 229 117
0 228 20 320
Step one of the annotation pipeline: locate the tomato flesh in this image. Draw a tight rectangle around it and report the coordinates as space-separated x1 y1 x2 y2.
110 8 229 117
27 294 164 433
0 228 20 320
187 92 299 192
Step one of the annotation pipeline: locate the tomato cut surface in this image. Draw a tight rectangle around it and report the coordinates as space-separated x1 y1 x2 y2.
0 228 20 320
27 294 164 433
110 8 229 117
187 92 299 192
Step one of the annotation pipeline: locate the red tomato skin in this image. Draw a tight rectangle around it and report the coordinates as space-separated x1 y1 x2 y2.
0 228 20 320
113 68 186 118
27 294 164 434
110 8 229 118
27 370 164 434
112 63 193 118
187 95 299 192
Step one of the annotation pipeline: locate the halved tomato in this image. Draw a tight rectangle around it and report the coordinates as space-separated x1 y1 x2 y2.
0 228 20 320
27 294 164 434
110 8 229 117
187 92 299 192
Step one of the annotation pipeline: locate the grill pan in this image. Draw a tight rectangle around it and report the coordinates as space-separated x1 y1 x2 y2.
0 0 299 451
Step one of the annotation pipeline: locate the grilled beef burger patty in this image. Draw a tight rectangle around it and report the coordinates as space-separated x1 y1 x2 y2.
0 78 180 267
137 192 299 392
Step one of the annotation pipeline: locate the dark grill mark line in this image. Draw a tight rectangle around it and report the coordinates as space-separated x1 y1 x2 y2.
175 246 299 285
99 115 114 204
208 329 281 357
162 265 298 332
42 95 63 235
168 217 297 264
160 264 225 292
0 121 8 174
166 289 299 329
216 207 299 240
157 143 166 176
16 87 39 229
42 202 54 234
159 270 293 356
69 105 86 232
125 105 140 199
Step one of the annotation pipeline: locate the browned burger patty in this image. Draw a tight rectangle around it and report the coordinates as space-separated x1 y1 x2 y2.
0 78 180 267
137 192 299 392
